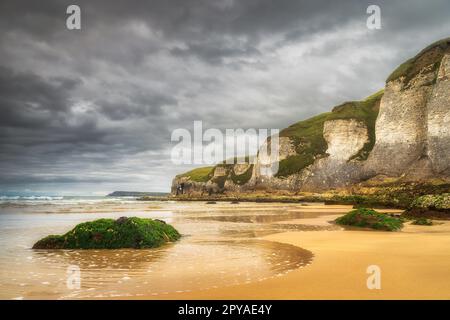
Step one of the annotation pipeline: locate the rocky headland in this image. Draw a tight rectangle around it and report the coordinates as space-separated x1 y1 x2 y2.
168 38 450 215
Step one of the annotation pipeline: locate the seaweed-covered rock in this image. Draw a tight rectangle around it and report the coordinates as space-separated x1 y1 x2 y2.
409 193 450 211
335 208 403 231
404 193 450 219
411 218 433 226
33 217 181 249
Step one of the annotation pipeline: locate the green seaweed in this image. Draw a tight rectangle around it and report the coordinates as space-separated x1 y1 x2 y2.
33 217 181 249
335 208 403 231
409 193 450 210
411 218 433 226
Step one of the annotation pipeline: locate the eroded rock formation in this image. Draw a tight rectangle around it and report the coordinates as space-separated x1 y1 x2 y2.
172 38 450 196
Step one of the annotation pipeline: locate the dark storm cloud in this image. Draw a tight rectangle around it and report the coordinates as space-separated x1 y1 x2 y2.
0 66 80 127
96 89 177 121
0 66 113 149
0 0 449 193
170 42 262 65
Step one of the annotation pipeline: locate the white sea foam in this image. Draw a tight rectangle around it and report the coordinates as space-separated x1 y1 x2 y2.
0 195 138 206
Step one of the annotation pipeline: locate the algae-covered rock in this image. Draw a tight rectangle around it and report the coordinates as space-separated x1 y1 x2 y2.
409 193 450 211
33 217 181 249
411 218 433 226
335 208 403 231
404 193 450 219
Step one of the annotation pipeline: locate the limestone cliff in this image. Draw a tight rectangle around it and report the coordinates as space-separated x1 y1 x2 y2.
172 38 450 196
365 38 450 179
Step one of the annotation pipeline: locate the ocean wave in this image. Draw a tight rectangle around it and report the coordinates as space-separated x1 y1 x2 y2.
0 195 139 208
0 196 64 201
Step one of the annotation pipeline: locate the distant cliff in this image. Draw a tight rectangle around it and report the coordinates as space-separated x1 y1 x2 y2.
108 191 169 197
172 38 450 197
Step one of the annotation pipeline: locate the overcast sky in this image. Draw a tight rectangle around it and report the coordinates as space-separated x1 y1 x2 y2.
0 0 449 195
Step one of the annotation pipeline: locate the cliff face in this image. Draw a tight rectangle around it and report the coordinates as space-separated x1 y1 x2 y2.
428 53 450 174
172 39 450 196
365 40 450 179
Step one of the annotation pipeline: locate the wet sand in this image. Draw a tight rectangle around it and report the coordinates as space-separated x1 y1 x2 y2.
0 201 323 299
160 214 450 300
2 200 449 299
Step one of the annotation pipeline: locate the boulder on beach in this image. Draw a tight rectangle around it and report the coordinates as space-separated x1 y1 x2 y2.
335 208 404 231
33 217 181 249
404 193 450 219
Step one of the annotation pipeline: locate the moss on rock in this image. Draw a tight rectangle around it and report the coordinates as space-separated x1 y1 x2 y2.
335 208 403 231
33 217 181 249
411 218 433 226
409 193 450 211
404 193 450 219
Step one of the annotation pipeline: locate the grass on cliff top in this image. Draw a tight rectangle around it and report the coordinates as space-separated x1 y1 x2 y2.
177 166 214 182
386 37 450 83
335 208 403 231
174 89 383 181
33 217 181 249
276 90 383 177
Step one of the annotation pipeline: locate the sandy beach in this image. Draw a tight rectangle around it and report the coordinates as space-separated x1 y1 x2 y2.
161 214 450 300
1 199 449 299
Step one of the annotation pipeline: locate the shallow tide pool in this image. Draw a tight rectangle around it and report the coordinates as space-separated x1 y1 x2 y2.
0 200 346 299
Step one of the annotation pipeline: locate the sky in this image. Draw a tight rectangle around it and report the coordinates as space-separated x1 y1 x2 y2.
0 0 449 195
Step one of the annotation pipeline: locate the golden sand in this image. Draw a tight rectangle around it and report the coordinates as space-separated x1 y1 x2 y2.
159 214 450 300
2 201 448 299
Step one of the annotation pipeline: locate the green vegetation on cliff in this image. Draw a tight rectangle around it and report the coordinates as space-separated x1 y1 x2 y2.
276 89 383 177
33 217 181 249
335 208 403 231
386 38 450 83
172 38 450 194
174 89 383 182
177 166 214 182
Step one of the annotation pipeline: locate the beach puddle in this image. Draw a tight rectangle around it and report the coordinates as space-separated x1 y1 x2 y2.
0 240 312 299
0 200 343 299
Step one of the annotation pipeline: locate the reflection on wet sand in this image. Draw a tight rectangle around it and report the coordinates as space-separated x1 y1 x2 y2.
0 201 347 299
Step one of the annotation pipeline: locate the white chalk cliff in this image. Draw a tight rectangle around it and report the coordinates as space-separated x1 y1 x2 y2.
172 38 450 195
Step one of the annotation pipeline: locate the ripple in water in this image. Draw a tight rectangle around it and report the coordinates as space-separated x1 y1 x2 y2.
0 201 328 299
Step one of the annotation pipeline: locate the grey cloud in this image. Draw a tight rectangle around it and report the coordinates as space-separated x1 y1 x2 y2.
96 90 178 121
0 66 81 127
170 42 261 64
0 0 449 194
